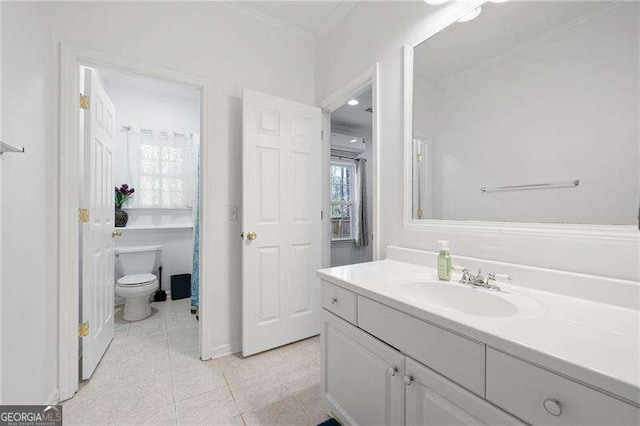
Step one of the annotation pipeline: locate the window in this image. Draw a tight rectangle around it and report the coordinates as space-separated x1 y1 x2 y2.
127 129 197 209
330 161 356 240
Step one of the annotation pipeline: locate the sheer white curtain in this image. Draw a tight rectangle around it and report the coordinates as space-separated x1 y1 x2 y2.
126 128 197 209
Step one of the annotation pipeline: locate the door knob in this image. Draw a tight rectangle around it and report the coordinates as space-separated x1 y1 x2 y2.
403 375 414 386
246 231 257 240
112 230 122 238
386 366 397 376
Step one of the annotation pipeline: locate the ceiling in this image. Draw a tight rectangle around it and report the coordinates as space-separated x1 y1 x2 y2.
331 89 373 132
231 1 359 40
414 1 612 88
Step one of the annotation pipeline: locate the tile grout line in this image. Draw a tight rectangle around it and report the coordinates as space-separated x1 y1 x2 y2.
164 306 181 426
78 303 322 425
290 392 316 426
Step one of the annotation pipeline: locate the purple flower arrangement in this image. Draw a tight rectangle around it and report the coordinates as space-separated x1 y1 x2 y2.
115 183 135 209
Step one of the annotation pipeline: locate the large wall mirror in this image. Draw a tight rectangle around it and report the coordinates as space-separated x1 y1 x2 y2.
406 1 639 232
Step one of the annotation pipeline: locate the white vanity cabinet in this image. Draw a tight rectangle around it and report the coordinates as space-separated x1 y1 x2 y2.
320 280 640 426
322 310 405 426
405 357 523 426
486 349 640 426
322 307 522 426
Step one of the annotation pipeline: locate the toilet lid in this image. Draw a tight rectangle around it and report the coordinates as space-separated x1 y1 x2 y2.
117 273 157 286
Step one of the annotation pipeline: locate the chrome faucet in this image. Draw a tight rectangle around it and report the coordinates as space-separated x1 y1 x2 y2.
457 267 510 291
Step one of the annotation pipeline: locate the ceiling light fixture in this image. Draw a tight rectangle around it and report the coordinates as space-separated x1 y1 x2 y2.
489 0 509 2
349 139 358 143
347 99 359 106
457 6 481 23
424 0 449 5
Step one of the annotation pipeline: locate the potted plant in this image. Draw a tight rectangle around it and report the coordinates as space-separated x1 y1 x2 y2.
115 183 135 227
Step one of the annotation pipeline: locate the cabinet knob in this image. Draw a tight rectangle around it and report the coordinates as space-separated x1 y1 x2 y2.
403 375 414 386
329 297 337 305
543 398 563 416
386 366 397 376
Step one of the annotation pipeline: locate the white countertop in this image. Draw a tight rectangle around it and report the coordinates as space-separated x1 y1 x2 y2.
318 259 640 406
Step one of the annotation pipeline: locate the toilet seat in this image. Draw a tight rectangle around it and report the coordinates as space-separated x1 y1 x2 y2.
117 273 157 287
115 276 159 321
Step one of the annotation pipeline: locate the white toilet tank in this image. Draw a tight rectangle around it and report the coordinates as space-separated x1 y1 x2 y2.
115 245 162 276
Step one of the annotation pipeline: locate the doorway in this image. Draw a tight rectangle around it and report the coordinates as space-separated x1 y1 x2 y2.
328 88 374 267
321 64 380 268
77 64 202 384
58 44 212 402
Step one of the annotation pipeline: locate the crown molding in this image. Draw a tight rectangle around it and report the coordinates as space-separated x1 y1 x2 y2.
220 1 361 43
316 1 360 38
220 1 317 42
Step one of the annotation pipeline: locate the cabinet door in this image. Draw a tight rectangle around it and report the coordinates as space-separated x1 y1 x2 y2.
322 310 404 426
405 357 524 426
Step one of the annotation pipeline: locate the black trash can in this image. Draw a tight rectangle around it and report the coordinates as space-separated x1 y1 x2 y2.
171 273 191 300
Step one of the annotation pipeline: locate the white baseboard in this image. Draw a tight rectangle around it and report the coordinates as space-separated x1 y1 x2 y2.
47 387 59 405
211 341 241 359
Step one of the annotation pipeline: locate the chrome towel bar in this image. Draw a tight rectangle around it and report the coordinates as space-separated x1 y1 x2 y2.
0 140 25 156
481 179 580 193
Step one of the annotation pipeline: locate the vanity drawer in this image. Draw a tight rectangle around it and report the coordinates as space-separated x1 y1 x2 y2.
321 280 357 324
357 296 485 396
486 348 640 425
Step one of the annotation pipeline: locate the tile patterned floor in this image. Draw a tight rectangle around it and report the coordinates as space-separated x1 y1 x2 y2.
64 299 327 426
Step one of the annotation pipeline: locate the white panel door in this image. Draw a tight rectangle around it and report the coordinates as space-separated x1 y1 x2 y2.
81 67 115 380
322 311 405 426
242 89 322 356
405 357 523 426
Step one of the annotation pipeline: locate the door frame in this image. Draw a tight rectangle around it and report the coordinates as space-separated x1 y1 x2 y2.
58 43 214 401
320 63 381 266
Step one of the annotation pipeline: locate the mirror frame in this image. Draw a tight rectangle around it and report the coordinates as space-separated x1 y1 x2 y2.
403 1 639 241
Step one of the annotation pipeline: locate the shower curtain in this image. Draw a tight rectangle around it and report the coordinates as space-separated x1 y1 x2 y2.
191 139 201 312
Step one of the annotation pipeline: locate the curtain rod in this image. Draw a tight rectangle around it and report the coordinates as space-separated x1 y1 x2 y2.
121 126 194 138
331 154 367 162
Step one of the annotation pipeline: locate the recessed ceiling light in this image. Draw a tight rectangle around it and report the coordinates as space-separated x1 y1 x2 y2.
424 0 449 5
457 7 481 23
489 0 509 2
349 139 358 143
347 99 359 106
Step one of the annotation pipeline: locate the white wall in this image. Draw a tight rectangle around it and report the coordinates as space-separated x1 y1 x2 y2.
414 5 639 224
316 1 639 281
104 72 199 292
330 124 373 266
1 1 315 404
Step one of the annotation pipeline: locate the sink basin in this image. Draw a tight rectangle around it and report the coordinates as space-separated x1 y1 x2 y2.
395 281 519 317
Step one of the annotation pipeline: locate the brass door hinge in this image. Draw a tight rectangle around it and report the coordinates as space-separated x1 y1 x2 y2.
416 208 423 219
79 94 90 110
78 322 89 338
78 208 90 223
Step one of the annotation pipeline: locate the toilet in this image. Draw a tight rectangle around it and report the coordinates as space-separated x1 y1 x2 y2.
115 245 162 321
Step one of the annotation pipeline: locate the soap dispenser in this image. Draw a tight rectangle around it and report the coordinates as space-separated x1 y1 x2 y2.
437 240 452 281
